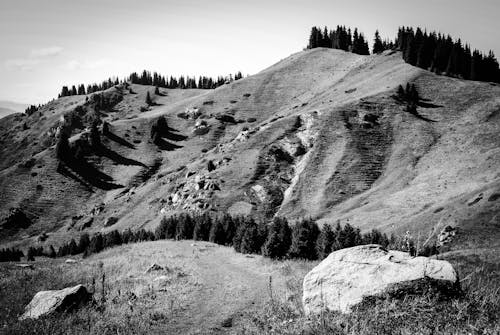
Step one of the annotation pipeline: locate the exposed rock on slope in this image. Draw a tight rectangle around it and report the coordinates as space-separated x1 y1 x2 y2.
0 48 499 254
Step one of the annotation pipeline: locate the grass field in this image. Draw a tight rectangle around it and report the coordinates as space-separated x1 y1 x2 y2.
1 240 499 334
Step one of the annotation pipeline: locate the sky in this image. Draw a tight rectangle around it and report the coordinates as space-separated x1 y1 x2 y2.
1 0 499 104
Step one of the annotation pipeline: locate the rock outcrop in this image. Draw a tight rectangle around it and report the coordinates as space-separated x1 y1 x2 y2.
302 244 458 315
20 285 90 320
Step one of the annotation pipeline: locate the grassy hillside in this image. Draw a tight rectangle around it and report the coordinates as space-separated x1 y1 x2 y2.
0 48 499 259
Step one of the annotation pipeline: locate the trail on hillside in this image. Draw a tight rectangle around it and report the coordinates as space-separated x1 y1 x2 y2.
165 243 277 334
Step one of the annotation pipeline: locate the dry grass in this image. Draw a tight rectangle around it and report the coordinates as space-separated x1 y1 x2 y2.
0 240 310 334
1 241 499 334
238 253 500 335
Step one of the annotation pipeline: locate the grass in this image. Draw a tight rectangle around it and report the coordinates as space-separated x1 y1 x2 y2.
239 253 500 335
1 242 499 334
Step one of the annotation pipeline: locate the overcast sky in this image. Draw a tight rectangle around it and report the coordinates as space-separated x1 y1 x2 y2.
1 0 499 104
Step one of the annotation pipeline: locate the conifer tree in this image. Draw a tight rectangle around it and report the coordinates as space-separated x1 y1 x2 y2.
262 217 291 259
145 91 153 106
56 132 71 161
209 218 226 245
373 30 385 54
89 121 101 148
48 245 56 258
316 223 337 259
288 219 320 260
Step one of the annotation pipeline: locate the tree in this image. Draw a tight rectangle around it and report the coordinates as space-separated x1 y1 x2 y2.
48 245 56 258
89 233 104 254
262 217 291 259
68 239 79 255
316 224 337 259
336 223 362 249
26 247 35 261
209 217 226 245
193 214 211 241
373 30 384 54
145 91 153 106
154 86 160 95
289 219 320 260
56 132 71 161
78 233 90 253
89 121 101 148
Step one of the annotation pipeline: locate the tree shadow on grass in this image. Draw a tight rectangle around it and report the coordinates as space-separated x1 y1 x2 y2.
155 138 183 151
104 131 135 149
417 101 444 109
97 145 147 167
60 159 123 190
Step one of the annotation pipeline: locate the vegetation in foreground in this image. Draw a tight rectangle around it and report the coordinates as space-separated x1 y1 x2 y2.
241 254 500 335
0 242 498 334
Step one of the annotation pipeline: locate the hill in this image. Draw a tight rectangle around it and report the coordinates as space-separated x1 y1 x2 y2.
0 100 28 119
0 48 499 258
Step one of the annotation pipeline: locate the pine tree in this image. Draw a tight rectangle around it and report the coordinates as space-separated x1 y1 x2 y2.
48 245 56 258
89 233 104 254
145 91 153 106
26 247 35 261
78 233 90 253
316 224 337 259
373 30 384 54
193 214 211 241
289 219 320 260
56 132 71 161
209 218 226 245
69 239 79 255
89 121 101 148
262 217 291 259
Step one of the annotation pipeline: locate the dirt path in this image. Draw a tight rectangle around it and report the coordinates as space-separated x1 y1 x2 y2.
164 243 277 334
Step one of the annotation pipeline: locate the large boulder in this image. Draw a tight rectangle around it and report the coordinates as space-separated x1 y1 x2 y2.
20 285 90 320
303 244 458 315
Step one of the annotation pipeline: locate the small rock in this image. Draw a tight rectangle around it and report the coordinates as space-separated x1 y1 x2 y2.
65 259 78 264
16 263 34 269
104 217 118 227
145 263 165 273
221 317 233 328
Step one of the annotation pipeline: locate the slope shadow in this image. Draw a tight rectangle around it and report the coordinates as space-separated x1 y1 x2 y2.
105 131 135 149
97 145 147 167
57 162 94 192
62 159 123 190
155 138 183 151
163 130 188 142
409 108 437 123
417 101 443 109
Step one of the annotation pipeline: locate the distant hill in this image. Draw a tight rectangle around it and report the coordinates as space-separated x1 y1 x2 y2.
0 48 499 260
0 101 28 118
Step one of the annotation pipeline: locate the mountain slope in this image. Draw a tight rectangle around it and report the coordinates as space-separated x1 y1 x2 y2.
0 48 499 255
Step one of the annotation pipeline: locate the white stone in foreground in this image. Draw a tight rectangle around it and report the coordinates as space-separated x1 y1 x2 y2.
20 284 89 320
303 244 458 315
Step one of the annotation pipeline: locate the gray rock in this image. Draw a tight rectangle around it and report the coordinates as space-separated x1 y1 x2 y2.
145 263 165 273
20 285 90 320
303 244 458 315
104 217 118 227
